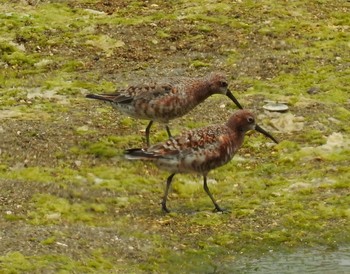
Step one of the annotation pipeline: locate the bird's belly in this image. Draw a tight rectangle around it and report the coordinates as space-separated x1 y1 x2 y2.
111 96 199 124
111 103 152 120
155 158 198 174
155 153 228 175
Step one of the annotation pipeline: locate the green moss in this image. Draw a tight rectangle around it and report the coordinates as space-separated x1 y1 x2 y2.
157 30 171 39
0 252 35 272
183 119 209 129
225 50 240 67
119 117 134 127
85 34 125 56
300 129 326 146
196 24 213 32
190 60 211 68
4 213 24 221
106 134 142 147
85 141 119 158
334 107 350 123
62 60 85 72
3 51 38 66
90 203 107 213
275 140 300 153
41 236 57 245
172 178 201 198
0 252 119 273
0 41 17 55
4 167 55 183
28 193 103 225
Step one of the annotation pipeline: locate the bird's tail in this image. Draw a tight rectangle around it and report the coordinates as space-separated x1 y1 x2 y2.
86 93 115 102
124 148 159 160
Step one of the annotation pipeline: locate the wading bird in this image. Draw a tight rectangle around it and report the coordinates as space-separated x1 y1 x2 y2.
125 109 278 213
86 72 243 146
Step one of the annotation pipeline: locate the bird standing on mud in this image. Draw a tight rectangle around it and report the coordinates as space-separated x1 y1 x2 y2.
86 72 243 146
125 109 278 213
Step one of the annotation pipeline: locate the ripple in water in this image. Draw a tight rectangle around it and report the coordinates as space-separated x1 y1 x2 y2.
222 246 350 274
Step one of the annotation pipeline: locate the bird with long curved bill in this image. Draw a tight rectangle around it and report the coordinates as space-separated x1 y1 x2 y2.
125 109 278 213
86 72 243 146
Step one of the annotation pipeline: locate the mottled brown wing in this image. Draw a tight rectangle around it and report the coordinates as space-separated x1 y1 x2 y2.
132 83 175 102
148 125 227 159
110 93 133 104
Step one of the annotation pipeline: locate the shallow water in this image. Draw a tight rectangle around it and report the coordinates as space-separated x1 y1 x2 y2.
224 246 350 274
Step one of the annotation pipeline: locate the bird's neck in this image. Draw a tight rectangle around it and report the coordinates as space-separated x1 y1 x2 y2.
192 81 213 103
227 126 246 151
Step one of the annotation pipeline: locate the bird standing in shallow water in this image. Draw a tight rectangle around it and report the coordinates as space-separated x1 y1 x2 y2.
125 109 278 213
86 72 243 146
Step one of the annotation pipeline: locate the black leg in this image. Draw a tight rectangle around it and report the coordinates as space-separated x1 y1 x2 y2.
145 120 153 147
161 173 175 213
203 175 224 212
165 125 172 138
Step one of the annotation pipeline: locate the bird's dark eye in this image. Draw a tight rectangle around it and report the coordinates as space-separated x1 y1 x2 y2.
247 117 254 123
220 81 228 87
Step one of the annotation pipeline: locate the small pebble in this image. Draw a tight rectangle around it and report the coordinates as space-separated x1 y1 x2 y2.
56 242 68 247
307 87 320 95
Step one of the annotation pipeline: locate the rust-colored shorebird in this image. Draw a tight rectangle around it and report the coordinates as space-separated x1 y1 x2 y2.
125 109 278 213
86 72 243 146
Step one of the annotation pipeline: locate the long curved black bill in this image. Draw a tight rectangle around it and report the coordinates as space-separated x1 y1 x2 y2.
255 124 279 144
226 89 243 109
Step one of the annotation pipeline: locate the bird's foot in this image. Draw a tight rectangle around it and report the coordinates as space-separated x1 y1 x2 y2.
213 205 230 214
161 202 170 213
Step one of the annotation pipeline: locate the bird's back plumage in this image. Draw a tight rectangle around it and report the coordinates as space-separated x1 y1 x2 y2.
86 72 230 122
125 110 253 174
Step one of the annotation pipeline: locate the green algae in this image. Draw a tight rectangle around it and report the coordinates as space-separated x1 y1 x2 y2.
0 251 118 273
28 193 102 225
0 252 36 273
85 141 119 158
190 60 211 68
3 167 57 183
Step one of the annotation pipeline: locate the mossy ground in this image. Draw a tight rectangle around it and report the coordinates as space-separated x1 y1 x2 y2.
0 0 349 272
